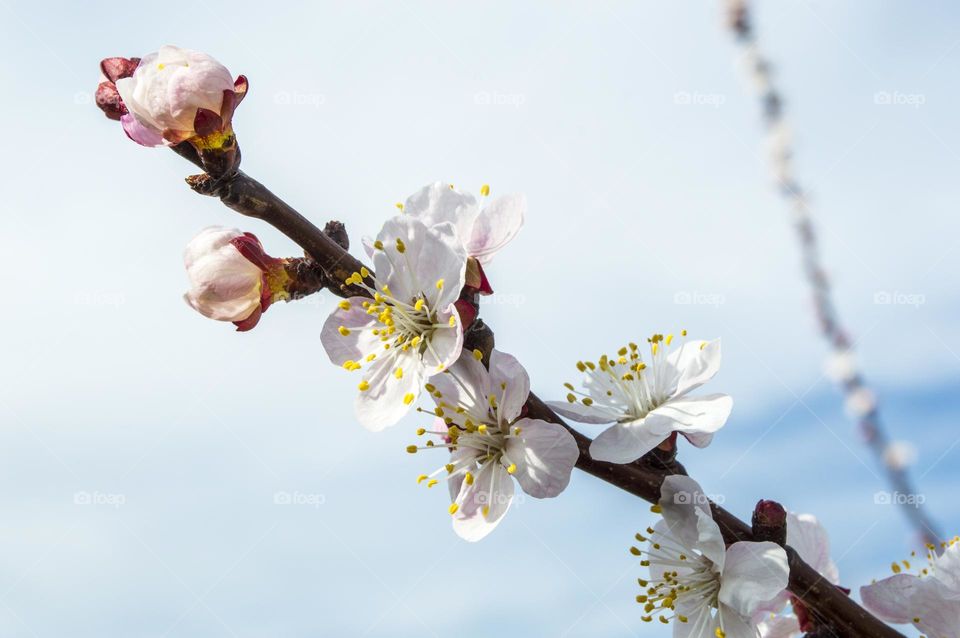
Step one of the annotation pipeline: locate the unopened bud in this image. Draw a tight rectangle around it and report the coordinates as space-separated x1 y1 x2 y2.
752 499 787 546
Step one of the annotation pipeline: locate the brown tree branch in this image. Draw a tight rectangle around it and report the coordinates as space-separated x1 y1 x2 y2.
179 161 902 638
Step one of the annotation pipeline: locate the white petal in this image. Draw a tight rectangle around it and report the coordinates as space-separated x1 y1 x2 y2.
719 541 790 617
373 216 466 310
505 418 579 498
429 349 491 423
451 462 512 542
757 614 801 638
422 306 464 372
645 394 733 444
320 298 381 366
588 417 672 463
694 507 727 568
403 182 479 244
932 538 960 592
488 350 530 423
669 338 723 398
466 194 525 264
354 350 423 431
786 513 839 584
860 574 924 624
658 476 715 550
545 400 614 424
673 600 714 638
717 604 759 638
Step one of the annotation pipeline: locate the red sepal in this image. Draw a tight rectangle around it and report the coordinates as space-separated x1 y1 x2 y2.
233 75 249 105
95 81 125 120
99 56 140 83
233 304 263 332
475 261 494 295
193 108 223 138
230 233 282 272
454 298 478 332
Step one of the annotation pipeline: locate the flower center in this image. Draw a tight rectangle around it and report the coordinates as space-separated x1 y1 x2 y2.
564 332 691 420
404 361 522 516
631 525 722 629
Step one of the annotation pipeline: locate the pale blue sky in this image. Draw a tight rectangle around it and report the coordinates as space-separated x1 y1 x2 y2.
1 1 959 636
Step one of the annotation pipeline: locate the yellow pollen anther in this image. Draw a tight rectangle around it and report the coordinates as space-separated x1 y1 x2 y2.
582 398 594 406
891 562 902 574
358 380 370 391
480 184 490 196
394 367 403 379
395 202 404 211
465 472 474 485
715 629 726 638
436 278 445 290
427 479 438 488
448 315 457 327
403 393 415 405
416 474 428 484
406 445 417 454
338 326 351 336
566 393 576 403
395 239 406 253
506 463 517 474
360 267 370 279
338 300 351 311
650 504 662 514
416 428 426 436
414 298 425 311
473 349 484 361
448 503 459 515
373 240 384 250
477 424 488 434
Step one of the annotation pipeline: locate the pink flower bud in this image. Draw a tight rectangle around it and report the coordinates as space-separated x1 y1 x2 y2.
113 45 248 147
183 226 287 332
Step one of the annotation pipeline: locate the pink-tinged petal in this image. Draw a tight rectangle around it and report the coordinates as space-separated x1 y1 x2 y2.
466 193 526 264
644 394 733 445
403 182 480 244
787 513 839 584
488 350 530 424
120 113 164 147
354 349 423 431
545 400 613 424
505 418 578 498
360 236 376 259
589 417 673 463
669 338 723 397
932 540 960 592
860 574 924 624
719 541 790 617
320 298 381 367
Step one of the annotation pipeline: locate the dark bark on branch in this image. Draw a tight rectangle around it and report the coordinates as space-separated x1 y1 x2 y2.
176 160 903 638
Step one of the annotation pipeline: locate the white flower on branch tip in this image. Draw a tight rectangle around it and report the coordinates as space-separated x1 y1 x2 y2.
364 182 525 293
115 45 247 147
406 348 578 541
547 333 733 464
861 536 960 638
632 476 789 636
321 216 467 431
754 512 839 637
183 226 289 332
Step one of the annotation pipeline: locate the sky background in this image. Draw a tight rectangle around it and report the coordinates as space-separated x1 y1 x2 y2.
1 0 958 636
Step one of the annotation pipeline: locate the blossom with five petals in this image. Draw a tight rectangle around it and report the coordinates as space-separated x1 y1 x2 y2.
408 348 579 541
321 216 467 430
632 475 789 636
548 333 733 463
